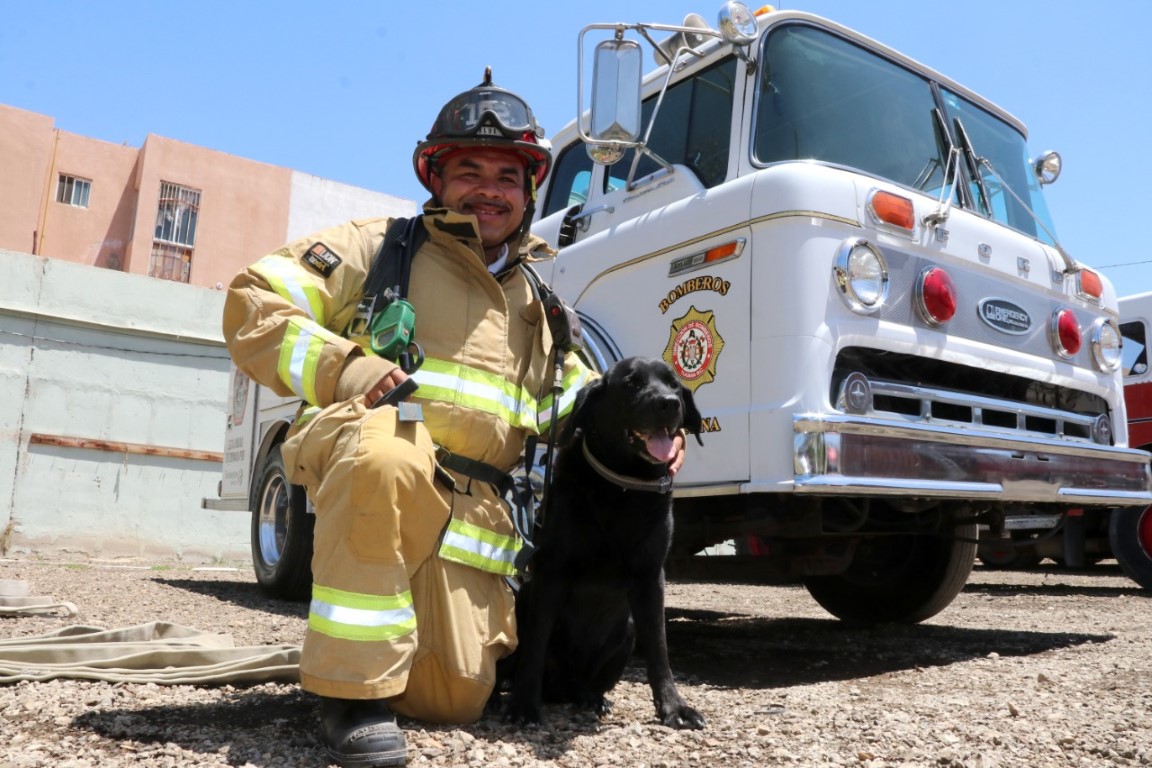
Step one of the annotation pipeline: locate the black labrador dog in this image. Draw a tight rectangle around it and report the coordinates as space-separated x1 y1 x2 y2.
502 356 705 729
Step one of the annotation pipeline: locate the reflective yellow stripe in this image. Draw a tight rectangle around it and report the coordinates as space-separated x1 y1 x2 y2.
294 405 322 426
278 318 339 405
251 256 327 323
538 361 595 433
438 518 520 576
308 584 416 642
412 358 540 432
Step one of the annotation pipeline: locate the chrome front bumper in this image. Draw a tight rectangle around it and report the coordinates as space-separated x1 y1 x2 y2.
794 415 1152 506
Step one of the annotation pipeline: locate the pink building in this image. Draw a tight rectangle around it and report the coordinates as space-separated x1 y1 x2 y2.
0 103 414 290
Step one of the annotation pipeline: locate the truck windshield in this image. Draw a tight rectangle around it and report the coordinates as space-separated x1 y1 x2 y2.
753 23 1057 245
941 90 1057 245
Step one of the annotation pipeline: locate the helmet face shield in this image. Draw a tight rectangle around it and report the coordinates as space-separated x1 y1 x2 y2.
438 88 535 138
414 70 553 193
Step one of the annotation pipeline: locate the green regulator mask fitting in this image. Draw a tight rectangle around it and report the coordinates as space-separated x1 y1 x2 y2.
369 297 423 373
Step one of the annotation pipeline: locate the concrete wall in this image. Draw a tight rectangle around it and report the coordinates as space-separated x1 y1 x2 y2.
0 248 249 563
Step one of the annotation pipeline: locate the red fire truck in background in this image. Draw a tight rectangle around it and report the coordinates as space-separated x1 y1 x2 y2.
1115 294 1152 588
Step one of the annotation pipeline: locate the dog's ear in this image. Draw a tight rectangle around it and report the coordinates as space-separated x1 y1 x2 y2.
559 376 605 447
679 383 705 446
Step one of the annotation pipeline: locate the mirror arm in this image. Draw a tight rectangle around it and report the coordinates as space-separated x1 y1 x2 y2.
637 27 669 66
569 204 616 232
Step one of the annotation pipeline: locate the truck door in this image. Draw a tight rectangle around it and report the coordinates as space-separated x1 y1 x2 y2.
1121 312 1152 449
222 365 257 499
540 56 752 489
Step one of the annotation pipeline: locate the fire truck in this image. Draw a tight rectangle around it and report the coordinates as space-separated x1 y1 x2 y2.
207 4 1150 619
1115 293 1152 588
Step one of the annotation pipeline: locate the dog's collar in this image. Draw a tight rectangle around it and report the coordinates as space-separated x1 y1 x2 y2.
581 439 673 494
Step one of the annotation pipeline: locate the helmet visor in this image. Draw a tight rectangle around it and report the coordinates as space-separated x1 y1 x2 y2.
438 88 534 138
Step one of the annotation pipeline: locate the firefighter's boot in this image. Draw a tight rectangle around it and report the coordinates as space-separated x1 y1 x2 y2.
319 696 408 767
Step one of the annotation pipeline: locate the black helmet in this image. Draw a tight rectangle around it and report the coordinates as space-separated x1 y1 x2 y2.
413 68 552 193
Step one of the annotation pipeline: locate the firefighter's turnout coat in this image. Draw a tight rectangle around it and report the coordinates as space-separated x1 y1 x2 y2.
223 208 593 722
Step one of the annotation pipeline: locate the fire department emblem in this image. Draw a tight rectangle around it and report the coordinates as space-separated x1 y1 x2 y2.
231 370 249 427
663 306 724 392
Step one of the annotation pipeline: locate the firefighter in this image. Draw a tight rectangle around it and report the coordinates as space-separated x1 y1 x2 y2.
224 71 689 767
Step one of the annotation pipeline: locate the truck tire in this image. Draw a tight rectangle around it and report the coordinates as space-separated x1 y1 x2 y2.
803 521 977 625
1109 505 1152 591
251 444 314 601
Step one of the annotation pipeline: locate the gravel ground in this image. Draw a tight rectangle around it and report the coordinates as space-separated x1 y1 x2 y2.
1 556 1149 768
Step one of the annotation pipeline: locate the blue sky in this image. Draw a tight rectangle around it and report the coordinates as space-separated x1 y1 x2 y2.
3 1 1148 297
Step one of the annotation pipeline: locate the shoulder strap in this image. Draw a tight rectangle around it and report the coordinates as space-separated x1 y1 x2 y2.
364 216 428 304
517 260 551 302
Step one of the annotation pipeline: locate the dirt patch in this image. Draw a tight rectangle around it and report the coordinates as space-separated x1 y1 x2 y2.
2 558 1149 767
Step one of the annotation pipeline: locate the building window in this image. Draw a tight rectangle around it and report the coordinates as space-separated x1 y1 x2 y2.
149 243 194 283
56 174 91 208
150 181 201 283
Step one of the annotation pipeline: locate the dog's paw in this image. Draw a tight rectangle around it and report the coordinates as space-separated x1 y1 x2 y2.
503 697 543 727
659 703 706 730
483 690 504 716
593 696 613 718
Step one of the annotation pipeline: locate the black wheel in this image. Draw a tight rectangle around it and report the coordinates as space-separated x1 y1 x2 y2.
803 521 977 625
251 444 314 601
1109 505 1152 591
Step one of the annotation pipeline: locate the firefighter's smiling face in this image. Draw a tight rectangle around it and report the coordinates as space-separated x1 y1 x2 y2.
431 149 528 263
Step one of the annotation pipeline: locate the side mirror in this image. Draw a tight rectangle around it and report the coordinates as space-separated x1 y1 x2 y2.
590 38 643 145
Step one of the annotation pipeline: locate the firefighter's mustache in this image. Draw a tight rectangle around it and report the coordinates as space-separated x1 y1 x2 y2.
461 198 512 214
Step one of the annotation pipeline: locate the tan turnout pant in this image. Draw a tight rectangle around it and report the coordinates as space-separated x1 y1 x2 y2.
283 398 517 724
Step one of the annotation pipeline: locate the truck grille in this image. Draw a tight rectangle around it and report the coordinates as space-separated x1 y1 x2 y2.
832 348 1112 446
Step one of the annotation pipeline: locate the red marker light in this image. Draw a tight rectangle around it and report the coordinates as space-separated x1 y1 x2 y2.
916 267 957 325
1051 308 1081 358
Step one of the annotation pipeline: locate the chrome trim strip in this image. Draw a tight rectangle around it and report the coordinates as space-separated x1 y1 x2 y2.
1059 489 1152 502
672 483 744 499
795 477 1003 496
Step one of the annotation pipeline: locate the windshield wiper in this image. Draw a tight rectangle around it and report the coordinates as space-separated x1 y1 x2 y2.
953 117 991 216
952 116 1077 275
921 108 964 232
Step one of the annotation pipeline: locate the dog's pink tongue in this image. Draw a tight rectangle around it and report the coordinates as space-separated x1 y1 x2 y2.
645 433 677 463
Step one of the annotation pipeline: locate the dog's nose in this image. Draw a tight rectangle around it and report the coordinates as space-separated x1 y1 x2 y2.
657 394 680 412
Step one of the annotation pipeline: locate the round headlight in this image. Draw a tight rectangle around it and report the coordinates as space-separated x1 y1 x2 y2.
718 2 759 44
1090 318 1122 372
833 239 889 314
